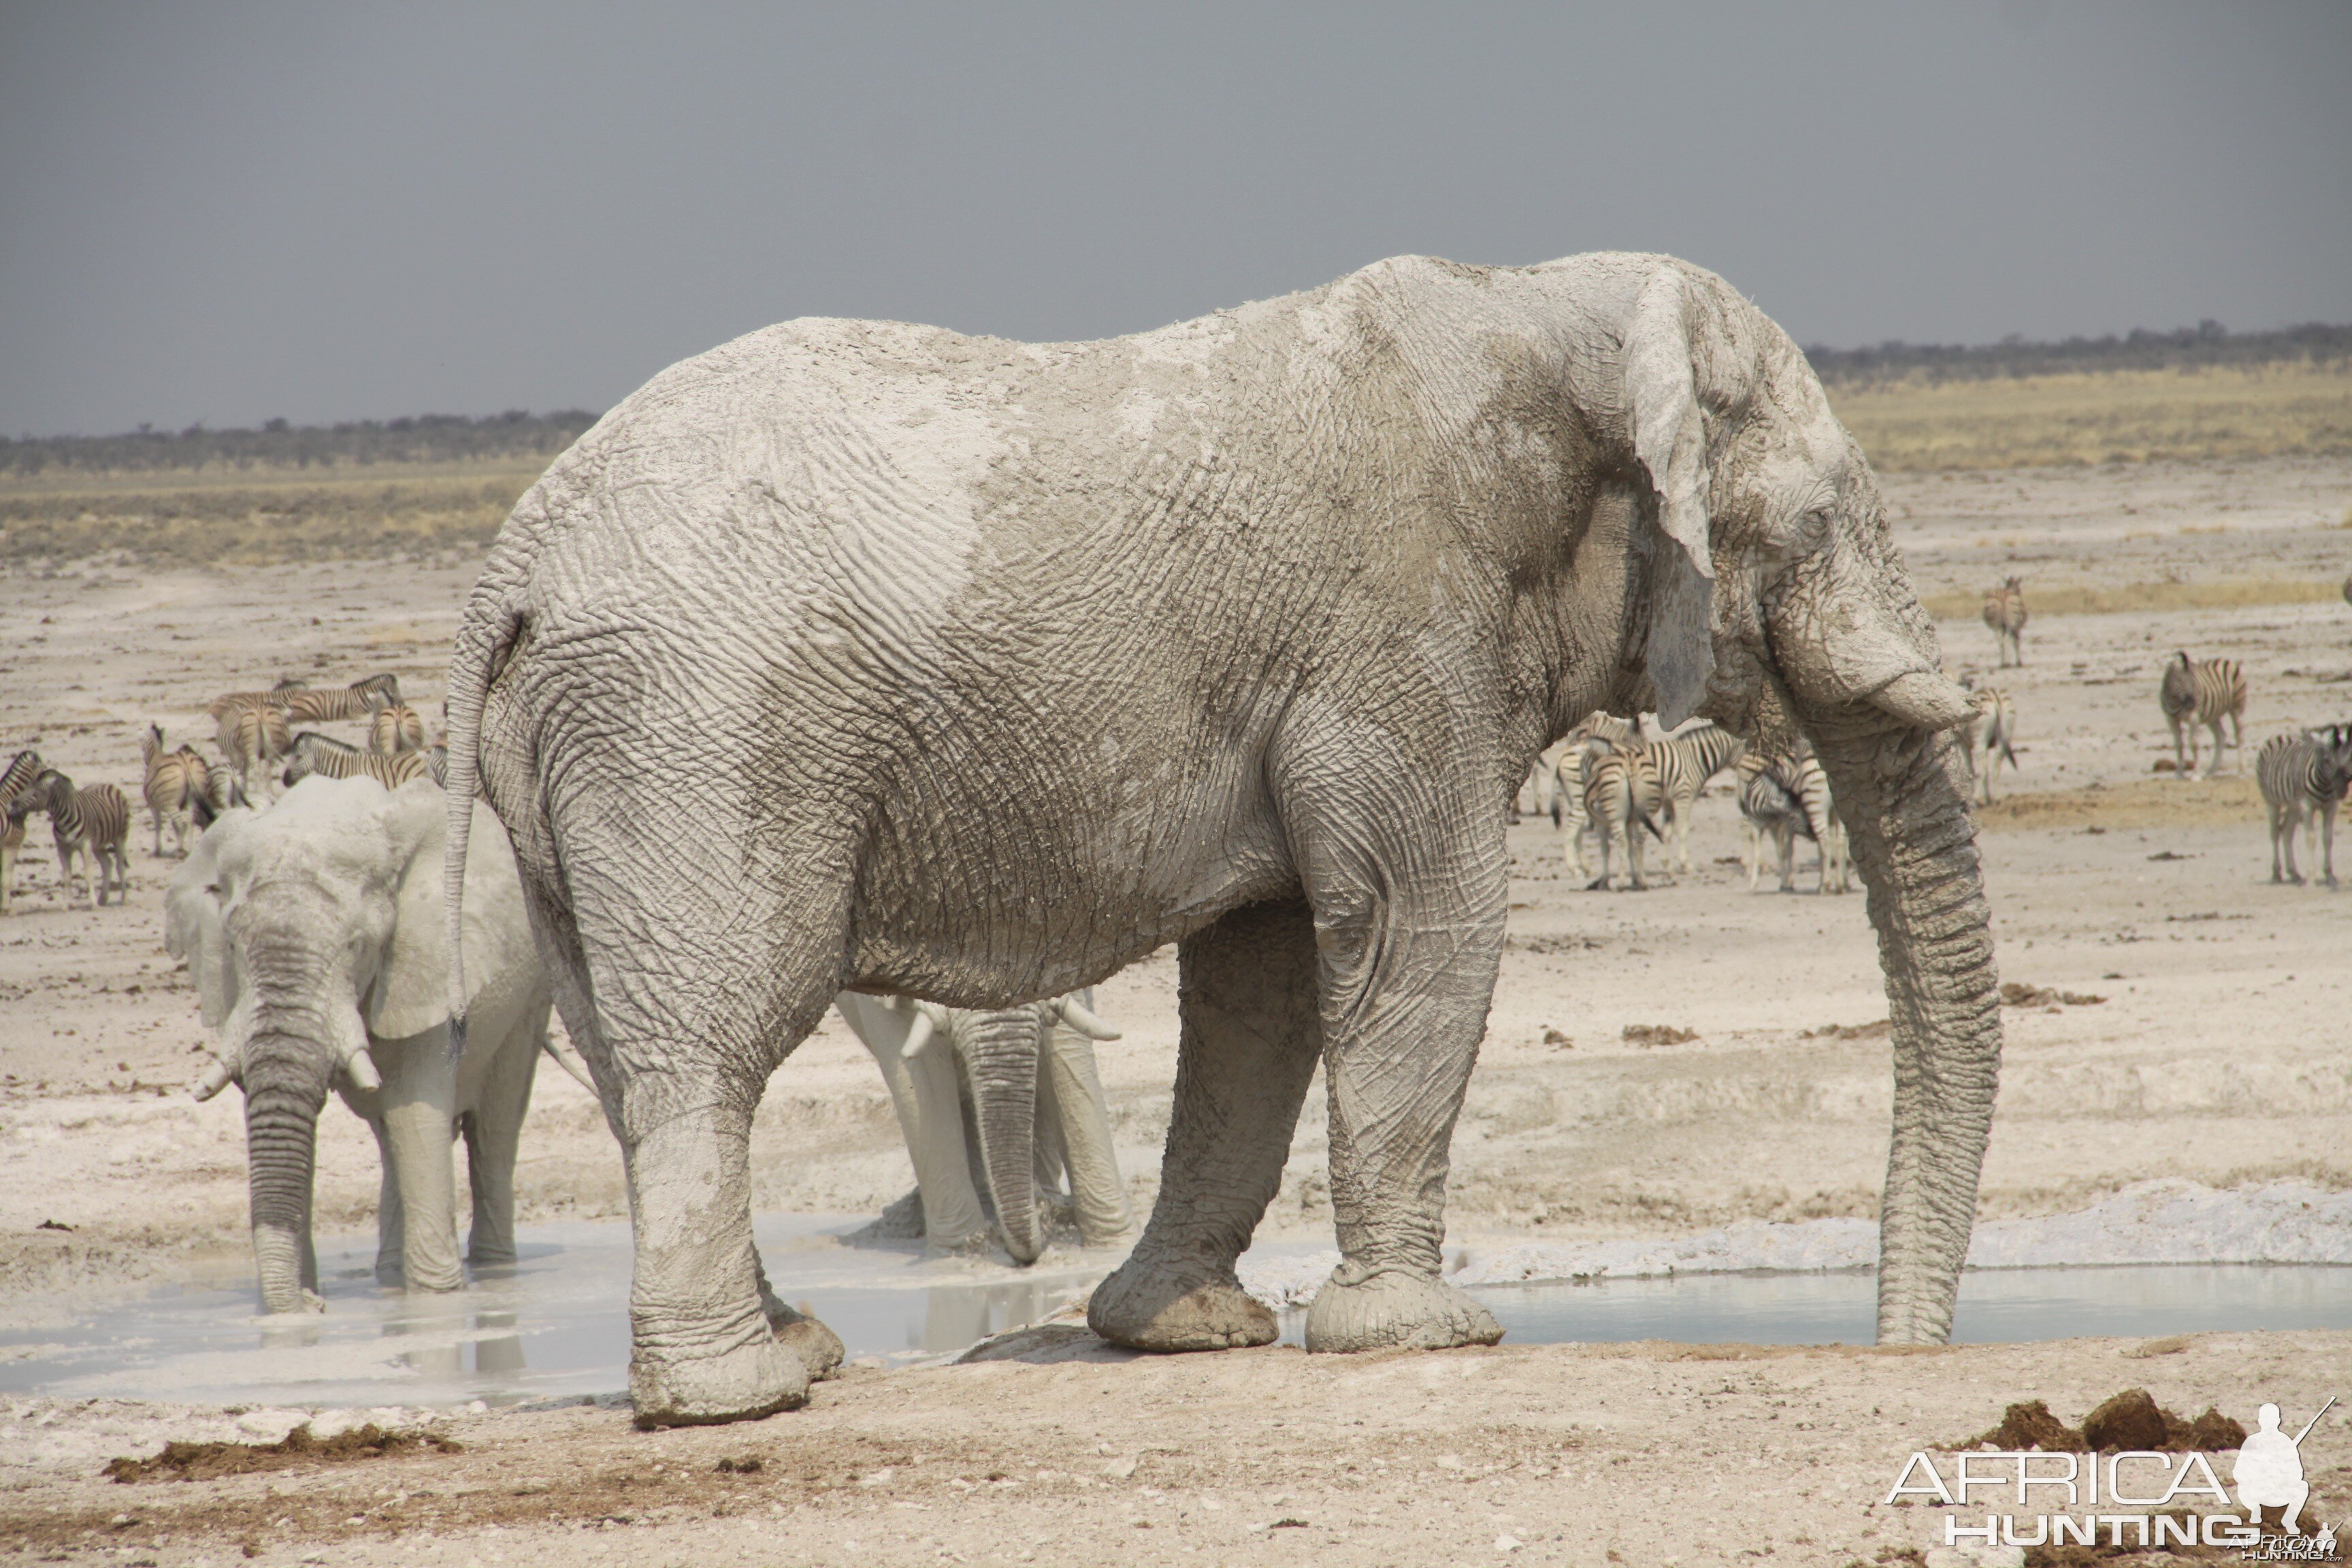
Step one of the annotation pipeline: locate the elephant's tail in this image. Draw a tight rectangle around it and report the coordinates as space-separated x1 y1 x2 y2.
443 526 537 1054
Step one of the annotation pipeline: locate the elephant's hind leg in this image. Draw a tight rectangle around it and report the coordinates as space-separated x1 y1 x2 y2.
1088 899 1322 1352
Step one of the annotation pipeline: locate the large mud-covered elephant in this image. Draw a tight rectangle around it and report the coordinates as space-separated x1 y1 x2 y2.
168 777 572 1312
444 250 2002 1425
833 989 1130 1261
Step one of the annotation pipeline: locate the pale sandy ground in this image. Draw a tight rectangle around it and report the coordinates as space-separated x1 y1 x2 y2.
0 455 2348 1565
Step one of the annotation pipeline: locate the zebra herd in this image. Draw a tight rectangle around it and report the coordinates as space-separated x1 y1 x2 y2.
1531 717 1848 894
2 672 438 914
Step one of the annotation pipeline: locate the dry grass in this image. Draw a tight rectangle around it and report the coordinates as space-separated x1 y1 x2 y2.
1827 361 2352 472
0 458 547 566
1921 576 2345 619
1974 774 2260 832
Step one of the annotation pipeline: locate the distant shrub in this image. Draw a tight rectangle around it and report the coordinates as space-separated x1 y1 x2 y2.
0 408 601 478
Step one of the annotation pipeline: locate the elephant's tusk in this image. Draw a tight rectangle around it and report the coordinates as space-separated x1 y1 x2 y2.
341 1049 382 1092
1052 996 1122 1041
191 1057 235 1101
898 1000 953 1059
541 1034 596 1093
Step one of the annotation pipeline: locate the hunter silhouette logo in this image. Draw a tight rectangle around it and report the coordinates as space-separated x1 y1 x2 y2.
1884 1393 2340 1558
2236 1399 2332 1535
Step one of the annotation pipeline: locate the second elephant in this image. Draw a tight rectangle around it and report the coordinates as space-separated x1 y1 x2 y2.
833 990 1131 1262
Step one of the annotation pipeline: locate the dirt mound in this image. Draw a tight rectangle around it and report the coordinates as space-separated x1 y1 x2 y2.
1622 1025 1697 1046
102 1423 461 1484
1965 1388 2247 1453
2000 983 2108 1007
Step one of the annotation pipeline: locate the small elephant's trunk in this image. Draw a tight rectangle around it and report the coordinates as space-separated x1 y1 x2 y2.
242 1058 327 1313
957 1009 1048 1265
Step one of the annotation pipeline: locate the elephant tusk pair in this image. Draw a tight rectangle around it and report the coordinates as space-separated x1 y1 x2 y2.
1052 995 1122 1041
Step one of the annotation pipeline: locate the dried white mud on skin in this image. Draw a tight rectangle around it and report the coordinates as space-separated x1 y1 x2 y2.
1 1332 2345 1565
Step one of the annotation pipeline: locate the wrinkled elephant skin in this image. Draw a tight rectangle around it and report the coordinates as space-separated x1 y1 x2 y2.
444 251 2002 1424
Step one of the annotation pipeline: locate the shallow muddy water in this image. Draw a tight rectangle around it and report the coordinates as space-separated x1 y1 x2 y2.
3 1215 2344 1409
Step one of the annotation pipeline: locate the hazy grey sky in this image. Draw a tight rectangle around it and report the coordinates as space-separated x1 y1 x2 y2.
3 1 2347 436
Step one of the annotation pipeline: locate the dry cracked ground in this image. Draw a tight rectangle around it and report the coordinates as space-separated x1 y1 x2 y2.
1 455 2349 1565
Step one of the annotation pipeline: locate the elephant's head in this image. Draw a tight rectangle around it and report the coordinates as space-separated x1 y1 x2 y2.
1580 258 1999 1343
167 777 462 1312
894 992 1121 1264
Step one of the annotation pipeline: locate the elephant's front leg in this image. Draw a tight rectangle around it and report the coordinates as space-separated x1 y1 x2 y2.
1088 899 1323 1351
1300 859 1505 1354
365 1116 406 1286
623 1097 810 1424
459 1013 543 1269
378 1047 463 1293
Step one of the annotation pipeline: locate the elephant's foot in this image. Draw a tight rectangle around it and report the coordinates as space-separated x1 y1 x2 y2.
760 1294 845 1382
630 1335 809 1428
1086 1254 1276 1352
1302 1263 1502 1354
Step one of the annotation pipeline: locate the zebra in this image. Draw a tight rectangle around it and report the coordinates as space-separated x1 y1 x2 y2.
1982 577 2027 668
2159 651 2247 779
1646 721 1746 875
284 673 402 726
140 724 210 857
368 701 427 755
1 753 46 917
283 731 431 789
0 795 27 917
214 697 294 801
1961 684 2019 805
22 770 131 908
189 755 248 828
2255 725 2352 887
0 750 42 811
1740 751 1848 894
204 678 308 721
1552 742 1597 877
1582 744 1663 891
426 740 449 789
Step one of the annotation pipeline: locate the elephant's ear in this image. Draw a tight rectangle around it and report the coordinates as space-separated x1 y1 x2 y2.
166 813 246 1028
368 783 453 1041
1623 266 1716 728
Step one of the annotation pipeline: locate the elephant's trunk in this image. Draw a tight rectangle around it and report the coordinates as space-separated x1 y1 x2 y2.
1806 711 2002 1343
957 1009 1047 1265
242 1034 329 1313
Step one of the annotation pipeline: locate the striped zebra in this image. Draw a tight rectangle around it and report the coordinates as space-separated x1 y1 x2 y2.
1646 721 1746 874
368 702 427 755
284 731 431 789
2255 725 2352 887
0 796 26 917
284 673 402 726
1582 745 1663 891
0 750 42 811
22 770 131 908
214 697 293 801
1739 751 1848 894
1982 577 2027 668
1961 684 2019 805
140 724 208 857
2159 651 2247 779
204 678 307 721
426 741 449 789
189 755 247 828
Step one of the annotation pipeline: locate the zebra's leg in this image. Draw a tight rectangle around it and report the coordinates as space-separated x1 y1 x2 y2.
2323 802 2340 889
2283 805 2306 885
2270 802 2287 883
2172 718 2189 779
148 800 163 859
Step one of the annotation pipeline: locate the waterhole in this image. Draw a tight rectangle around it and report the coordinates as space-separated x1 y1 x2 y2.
2 1218 2341 1408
